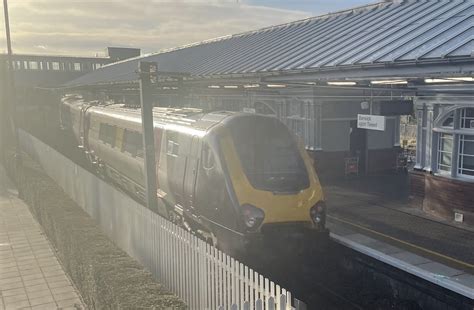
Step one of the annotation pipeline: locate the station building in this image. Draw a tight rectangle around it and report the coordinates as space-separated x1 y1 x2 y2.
34 0 474 224
0 47 140 88
412 85 474 225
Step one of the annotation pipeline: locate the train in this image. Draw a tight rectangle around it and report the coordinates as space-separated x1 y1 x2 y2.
59 94 328 255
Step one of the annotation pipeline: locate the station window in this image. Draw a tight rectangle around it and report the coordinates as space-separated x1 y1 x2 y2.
458 135 474 177
99 123 117 147
28 61 39 70
52 62 60 71
437 134 453 173
74 63 81 71
461 108 474 129
122 130 143 158
23 61 28 69
442 112 454 128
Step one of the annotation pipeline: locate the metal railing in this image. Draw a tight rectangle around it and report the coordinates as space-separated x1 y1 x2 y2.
19 130 305 310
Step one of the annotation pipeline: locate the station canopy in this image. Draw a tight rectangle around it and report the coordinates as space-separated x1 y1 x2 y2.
66 0 474 88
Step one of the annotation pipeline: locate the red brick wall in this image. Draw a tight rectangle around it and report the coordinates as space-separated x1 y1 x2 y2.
410 171 474 225
425 174 474 217
409 170 425 206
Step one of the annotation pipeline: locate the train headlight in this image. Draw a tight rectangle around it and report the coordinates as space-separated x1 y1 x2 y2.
310 201 326 227
241 204 265 231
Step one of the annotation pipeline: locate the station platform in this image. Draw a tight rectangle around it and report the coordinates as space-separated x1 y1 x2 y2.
0 166 85 310
323 174 474 300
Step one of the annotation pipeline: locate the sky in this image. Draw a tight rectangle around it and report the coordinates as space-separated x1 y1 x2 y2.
0 0 374 57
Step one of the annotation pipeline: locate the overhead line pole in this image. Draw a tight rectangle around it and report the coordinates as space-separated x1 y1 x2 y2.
2 0 21 167
138 61 166 216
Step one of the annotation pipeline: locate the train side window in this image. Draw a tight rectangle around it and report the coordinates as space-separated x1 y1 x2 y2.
122 130 143 157
202 143 215 171
167 140 179 157
99 123 117 147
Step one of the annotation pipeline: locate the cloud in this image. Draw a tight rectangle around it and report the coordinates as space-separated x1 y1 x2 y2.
0 0 310 56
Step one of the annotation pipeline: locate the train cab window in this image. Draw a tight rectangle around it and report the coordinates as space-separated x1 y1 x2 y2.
99 123 117 147
228 116 309 193
122 130 143 158
202 143 215 170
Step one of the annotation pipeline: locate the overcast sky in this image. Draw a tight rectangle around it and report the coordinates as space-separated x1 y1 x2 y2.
0 0 374 56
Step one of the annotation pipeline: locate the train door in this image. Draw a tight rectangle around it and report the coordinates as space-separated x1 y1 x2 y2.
165 131 188 207
183 136 200 211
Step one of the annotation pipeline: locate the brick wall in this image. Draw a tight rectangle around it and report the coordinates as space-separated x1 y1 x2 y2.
409 171 474 225
409 170 425 206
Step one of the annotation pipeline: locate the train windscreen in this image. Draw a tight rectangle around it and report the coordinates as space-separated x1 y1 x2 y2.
228 115 310 193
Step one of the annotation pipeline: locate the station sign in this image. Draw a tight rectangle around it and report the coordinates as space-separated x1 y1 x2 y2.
357 114 386 131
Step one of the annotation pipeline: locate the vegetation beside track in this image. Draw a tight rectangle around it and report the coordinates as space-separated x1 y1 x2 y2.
4 149 186 310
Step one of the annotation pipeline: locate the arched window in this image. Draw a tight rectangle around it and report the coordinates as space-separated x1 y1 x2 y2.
441 111 454 128
434 107 474 179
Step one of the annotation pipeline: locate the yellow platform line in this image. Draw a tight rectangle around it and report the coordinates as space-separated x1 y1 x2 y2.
328 215 474 270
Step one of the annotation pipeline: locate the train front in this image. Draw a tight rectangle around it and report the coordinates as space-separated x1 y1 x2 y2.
219 114 328 255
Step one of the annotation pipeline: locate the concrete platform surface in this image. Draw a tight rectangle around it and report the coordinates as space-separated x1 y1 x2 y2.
0 166 85 310
324 174 474 266
324 174 474 300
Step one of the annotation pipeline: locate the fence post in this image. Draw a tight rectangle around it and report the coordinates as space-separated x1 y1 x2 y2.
279 294 287 310
268 296 275 310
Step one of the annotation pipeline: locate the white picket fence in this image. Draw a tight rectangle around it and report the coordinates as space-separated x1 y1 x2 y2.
19 130 305 310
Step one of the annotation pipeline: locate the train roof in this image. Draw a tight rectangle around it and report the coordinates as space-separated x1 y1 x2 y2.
84 102 243 133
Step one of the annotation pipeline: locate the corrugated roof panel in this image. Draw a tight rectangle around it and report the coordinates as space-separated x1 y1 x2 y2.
424 28 474 58
398 15 474 61
271 5 390 71
65 0 474 87
221 19 319 74
382 5 474 61
255 12 366 72
197 23 299 75
305 1 429 68
447 38 474 57
342 1 464 65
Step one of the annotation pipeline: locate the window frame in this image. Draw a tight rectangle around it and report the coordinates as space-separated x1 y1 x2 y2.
99 123 117 147
460 108 474 130
122 129 143 158
458 134 474 179
434 107 474 180
437 133 453 174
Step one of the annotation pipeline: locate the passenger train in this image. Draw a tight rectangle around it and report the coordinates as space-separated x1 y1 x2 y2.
60 94 328 255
